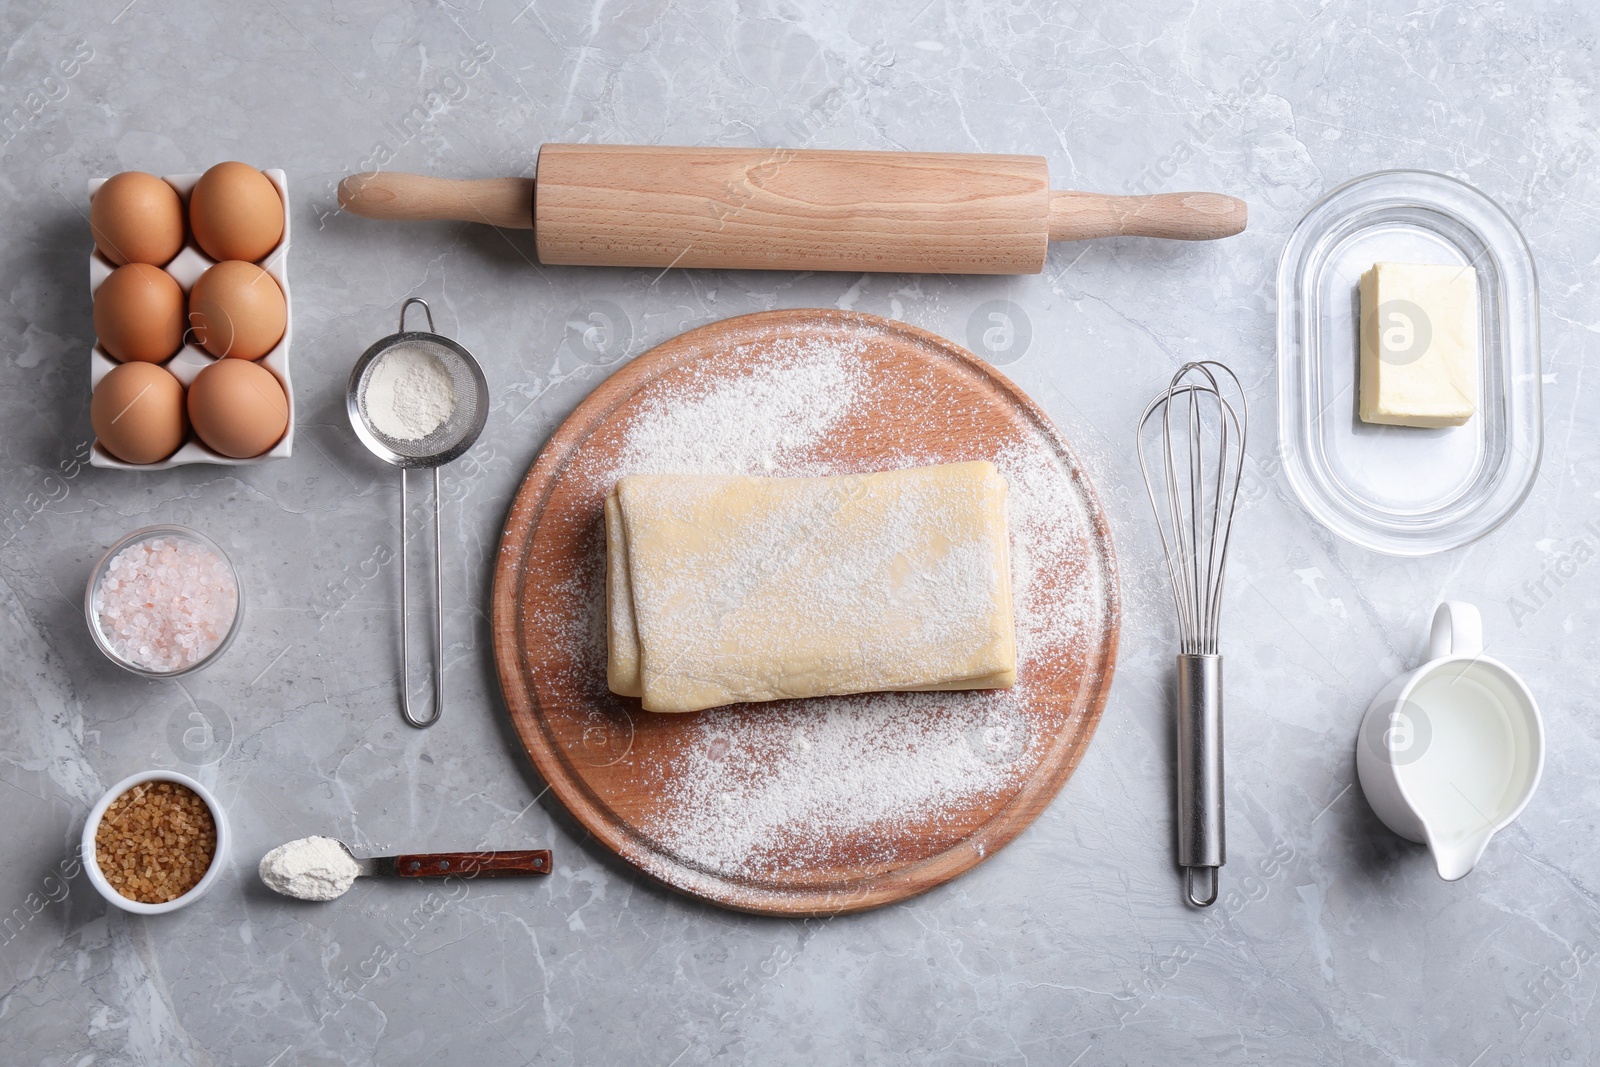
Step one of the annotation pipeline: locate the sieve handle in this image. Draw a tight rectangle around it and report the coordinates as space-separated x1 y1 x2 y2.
399 296 436 334
399 468 444 729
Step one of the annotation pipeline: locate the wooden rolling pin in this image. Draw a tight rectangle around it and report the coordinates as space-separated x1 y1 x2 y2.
338 144 1246 275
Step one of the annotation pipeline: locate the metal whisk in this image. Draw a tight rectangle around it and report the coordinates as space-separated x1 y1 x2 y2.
1136 361 1247 907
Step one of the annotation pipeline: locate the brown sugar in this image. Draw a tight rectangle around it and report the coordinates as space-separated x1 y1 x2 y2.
94 780 217 904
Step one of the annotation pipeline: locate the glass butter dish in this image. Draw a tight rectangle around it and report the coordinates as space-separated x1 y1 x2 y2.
1276 170 1541 555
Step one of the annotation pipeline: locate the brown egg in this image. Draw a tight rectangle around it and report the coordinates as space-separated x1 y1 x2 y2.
188 261 287 360
187 358 289 458
93 263 186 363
188 162 283 262
90 172 185 266
91 361 188 464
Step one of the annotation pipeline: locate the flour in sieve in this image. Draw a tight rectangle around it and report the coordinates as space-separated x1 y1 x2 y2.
549 336 1106 879
364 344 455 441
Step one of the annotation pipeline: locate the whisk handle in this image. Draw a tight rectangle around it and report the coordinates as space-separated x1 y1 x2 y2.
1177 653 1225 905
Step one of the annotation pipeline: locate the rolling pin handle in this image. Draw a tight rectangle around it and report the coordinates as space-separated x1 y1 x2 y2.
1048 190 1247 242
338 172 535 229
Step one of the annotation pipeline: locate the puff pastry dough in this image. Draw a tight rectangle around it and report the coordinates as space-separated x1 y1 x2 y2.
606 461 1016 712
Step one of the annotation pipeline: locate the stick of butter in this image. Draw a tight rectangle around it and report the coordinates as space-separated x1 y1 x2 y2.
1358 262 1479 428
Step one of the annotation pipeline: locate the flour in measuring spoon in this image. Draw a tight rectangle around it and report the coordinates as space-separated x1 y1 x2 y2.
259 836 361 901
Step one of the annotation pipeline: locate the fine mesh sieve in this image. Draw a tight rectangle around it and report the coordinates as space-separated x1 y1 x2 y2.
347 298 489 728
349 306 487 468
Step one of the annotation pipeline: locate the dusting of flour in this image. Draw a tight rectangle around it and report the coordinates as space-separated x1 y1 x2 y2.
613 338 860 476
552 336 1107 880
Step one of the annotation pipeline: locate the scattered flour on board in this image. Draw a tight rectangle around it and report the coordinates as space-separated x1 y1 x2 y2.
611 337 862 477
551 336 1107 879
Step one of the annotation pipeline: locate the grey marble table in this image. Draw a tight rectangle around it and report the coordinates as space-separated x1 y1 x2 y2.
2 0 1596 1063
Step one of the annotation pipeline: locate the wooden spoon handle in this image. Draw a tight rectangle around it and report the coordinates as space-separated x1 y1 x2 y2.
338 173 534 228
1048 190 1247 242
387 850 552 877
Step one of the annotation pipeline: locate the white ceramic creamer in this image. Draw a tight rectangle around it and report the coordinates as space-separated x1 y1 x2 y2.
1355 602 1544 880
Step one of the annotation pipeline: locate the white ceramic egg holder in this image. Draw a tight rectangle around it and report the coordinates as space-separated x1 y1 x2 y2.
86 169 293 469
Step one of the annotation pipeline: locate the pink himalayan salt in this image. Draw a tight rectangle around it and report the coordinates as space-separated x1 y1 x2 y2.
94 536 237 673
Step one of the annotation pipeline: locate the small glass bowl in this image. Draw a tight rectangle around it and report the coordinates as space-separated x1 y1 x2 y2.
84 525 243 679
81 770 231 915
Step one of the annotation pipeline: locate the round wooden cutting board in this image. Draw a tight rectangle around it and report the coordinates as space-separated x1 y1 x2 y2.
491 309 1119 916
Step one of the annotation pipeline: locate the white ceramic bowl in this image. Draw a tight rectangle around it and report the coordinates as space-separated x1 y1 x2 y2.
81 770 230 915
